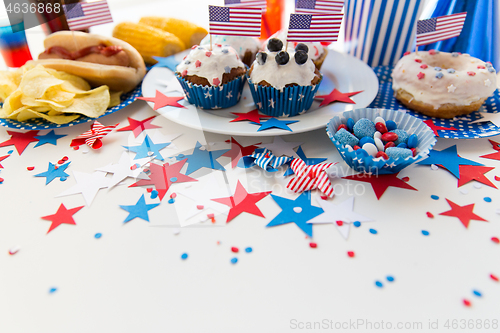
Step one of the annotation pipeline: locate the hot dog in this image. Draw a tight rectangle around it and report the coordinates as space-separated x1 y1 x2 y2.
27 31 146 93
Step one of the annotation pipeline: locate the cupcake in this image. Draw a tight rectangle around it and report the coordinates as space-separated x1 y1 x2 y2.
265 30 328 70
247 38 322 117
200 35 261 67
175 44 246 109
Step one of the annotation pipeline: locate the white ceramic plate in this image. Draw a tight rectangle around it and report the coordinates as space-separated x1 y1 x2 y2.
141 49 379 136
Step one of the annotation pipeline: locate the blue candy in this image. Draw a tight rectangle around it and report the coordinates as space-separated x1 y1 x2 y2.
435 72 444 79
334 128 359 147
347 118 355 131
407 134 418 148
397 143 408 148
353 118 376 139
434 67 442 71
386 147 413 159
390 129 409 146
359 137 375 147
386 120 397 131
447 68 456 74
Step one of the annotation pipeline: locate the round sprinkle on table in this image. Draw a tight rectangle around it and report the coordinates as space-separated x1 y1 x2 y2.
484 197 492 202
347 251 355 258
422 230 430 236
309 242 318 248
426 212 434 218
168 198 175 204
386 276 395 282
430 164 438 170
431 195 439 200
230 257 238 264
463 299 471 307
472 290 482 297
231 247 239 253
353 221 361 227
490 274 499 282
60 177 67 181
375 281 383 288
181 253 188 260
49 287 57 294
474 183 482 189
170 177 178 183
369 228 378 234
27 166 35 171
94 233 102 239
491 237 499 244
460 188 469 195
151 190 158 199
245 247 252 253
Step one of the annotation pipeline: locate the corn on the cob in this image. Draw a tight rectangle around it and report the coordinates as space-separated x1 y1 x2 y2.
112 22 185 64
139 17 208 49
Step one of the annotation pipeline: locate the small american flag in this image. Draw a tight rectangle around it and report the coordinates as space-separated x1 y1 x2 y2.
209 5 262 37
287 13 343 42
295 0 344 14
224 0 267 10
63 0 113 31
416 12 467 47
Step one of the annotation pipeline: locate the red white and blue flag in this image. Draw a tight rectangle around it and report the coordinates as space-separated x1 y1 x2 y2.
224 0 267 10
416 12 467 47
287 13 343 42
295 0 344 14
209 5 262 37
62 0 113 31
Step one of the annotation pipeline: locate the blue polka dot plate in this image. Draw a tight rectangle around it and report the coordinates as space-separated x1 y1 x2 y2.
369 66 500 139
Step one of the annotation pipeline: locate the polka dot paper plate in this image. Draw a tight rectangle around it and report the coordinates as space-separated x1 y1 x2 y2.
369 66 500 139
0 84 142 130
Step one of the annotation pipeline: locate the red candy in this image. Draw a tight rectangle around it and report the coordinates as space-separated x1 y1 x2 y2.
467 71 476 76
231 247 239 253
414 59 422 63
417 72 425 79
347 251 355 258
384 142 395 150
353 145 360 150
381 132 398 142
309 242 317 248
420 64 428 69
375 122 387 133
213 78 220 85
375 151 389 160
337 124 348 131
410 148 417 157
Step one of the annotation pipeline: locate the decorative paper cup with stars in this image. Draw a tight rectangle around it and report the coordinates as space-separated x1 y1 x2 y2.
246 76 323 117
326 108 437 175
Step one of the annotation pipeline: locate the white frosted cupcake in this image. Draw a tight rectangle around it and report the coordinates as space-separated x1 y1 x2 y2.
200 35 261 67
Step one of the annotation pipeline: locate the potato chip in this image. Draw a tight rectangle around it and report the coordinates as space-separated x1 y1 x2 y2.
109 91 122 107
19 66 64 98
15 108 80 124
0 69 22 101
2 90 23 116
58 85 110 118
45 87 76 104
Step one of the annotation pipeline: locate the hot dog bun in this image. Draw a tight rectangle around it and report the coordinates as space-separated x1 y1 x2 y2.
28 31 146 92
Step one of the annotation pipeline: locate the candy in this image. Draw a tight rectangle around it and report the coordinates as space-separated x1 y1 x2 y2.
397 143 408 149
384 142 395 150
353 118 376 139
375 122 388 133
347 118 355 131
407 134 418 148
374 116 386 125
386 147 413 159
381 132 398 142
386 120 397 131
334 128 359 147
362 143 378 157
375 151 389 159
373 131 382 139
390 129 409 146
374 137 384 151
359 137 375 147
337 124 348 131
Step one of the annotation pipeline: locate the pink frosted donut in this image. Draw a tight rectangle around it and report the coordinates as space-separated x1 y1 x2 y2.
392 51 497 118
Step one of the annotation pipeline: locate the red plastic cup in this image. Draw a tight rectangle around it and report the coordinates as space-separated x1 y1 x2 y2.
0 16 33 68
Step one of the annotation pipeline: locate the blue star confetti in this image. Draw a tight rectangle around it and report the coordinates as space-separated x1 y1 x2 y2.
152 55 180 71
35 162 70 184
123 135 170 161
283 146 327 177
119 194 160 223
267 191 323 237
183 141 229 175
417 145 483 178
253 118 299 132
34 130 66 147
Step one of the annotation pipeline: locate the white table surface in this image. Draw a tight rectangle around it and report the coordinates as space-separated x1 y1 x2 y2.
1 1 500 332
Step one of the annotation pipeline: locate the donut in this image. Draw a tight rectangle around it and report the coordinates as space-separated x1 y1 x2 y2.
392 51 497 118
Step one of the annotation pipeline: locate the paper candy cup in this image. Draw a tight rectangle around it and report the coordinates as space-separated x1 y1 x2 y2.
174 73 246 109
344 0 425 67
246 76 322 117
326 108 437 175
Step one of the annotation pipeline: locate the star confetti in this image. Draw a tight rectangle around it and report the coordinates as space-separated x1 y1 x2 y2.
0 130 39 155
254 118 299 132
286 158 337 198
230 109 272 124
439 199 487 228
120 194 160 223
116 116 161 138
123 134 171 161
70 121 118 149
0 154 9 168
41 203 84 234
152 55 180 71
307 196 373 239
221 137 261 168
343 172 417 200
283 146 327 177
34 130 66 147
423 120 458 137
480 140 500 161
158 76 184 93
211 181 271 223
416 145 483 179
35 162 71 185
183 141 229 175
457 165 497 189
257 136 303 157
316 88 363 107
96 152 152 189
129 159 197 200
267 192 323 237
55 171 109 206
138 90 186 110
469 111 500 127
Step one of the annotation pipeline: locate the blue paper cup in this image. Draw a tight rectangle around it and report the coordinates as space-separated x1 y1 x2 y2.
246 76 322 117
174 73 246 109
326 108 436 175
344 0 425 67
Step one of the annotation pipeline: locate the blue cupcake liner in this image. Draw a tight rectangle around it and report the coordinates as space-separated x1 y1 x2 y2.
326 108 437 175
175 73 246 109
246 76 322 117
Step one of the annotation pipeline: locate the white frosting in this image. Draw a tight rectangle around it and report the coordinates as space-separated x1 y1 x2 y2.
249 51 317 90
392 51 497 109
265 30 325 61
200 35 261 60
176 44 245 86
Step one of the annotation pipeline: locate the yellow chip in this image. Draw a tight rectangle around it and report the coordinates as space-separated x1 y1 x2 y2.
15 108 80 124
2 90 23 116
0 70 21 102
109 91 122 107
58 85 110 118
19 65 64 98
45 87 76 103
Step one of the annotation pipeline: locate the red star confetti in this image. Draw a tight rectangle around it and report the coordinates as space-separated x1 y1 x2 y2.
439 199 487 228
0 130 39 155
343 172 417 200
129 159 197 200
138 90 186 110
230 109 272 124
211 181 271 223
222 137 261 168
480 140 500 161
423 120 458 137
457 165 497 189
70 121 118 149
41 204 84 234
116 116 161 137
0 154 9 168
316 88 363 107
